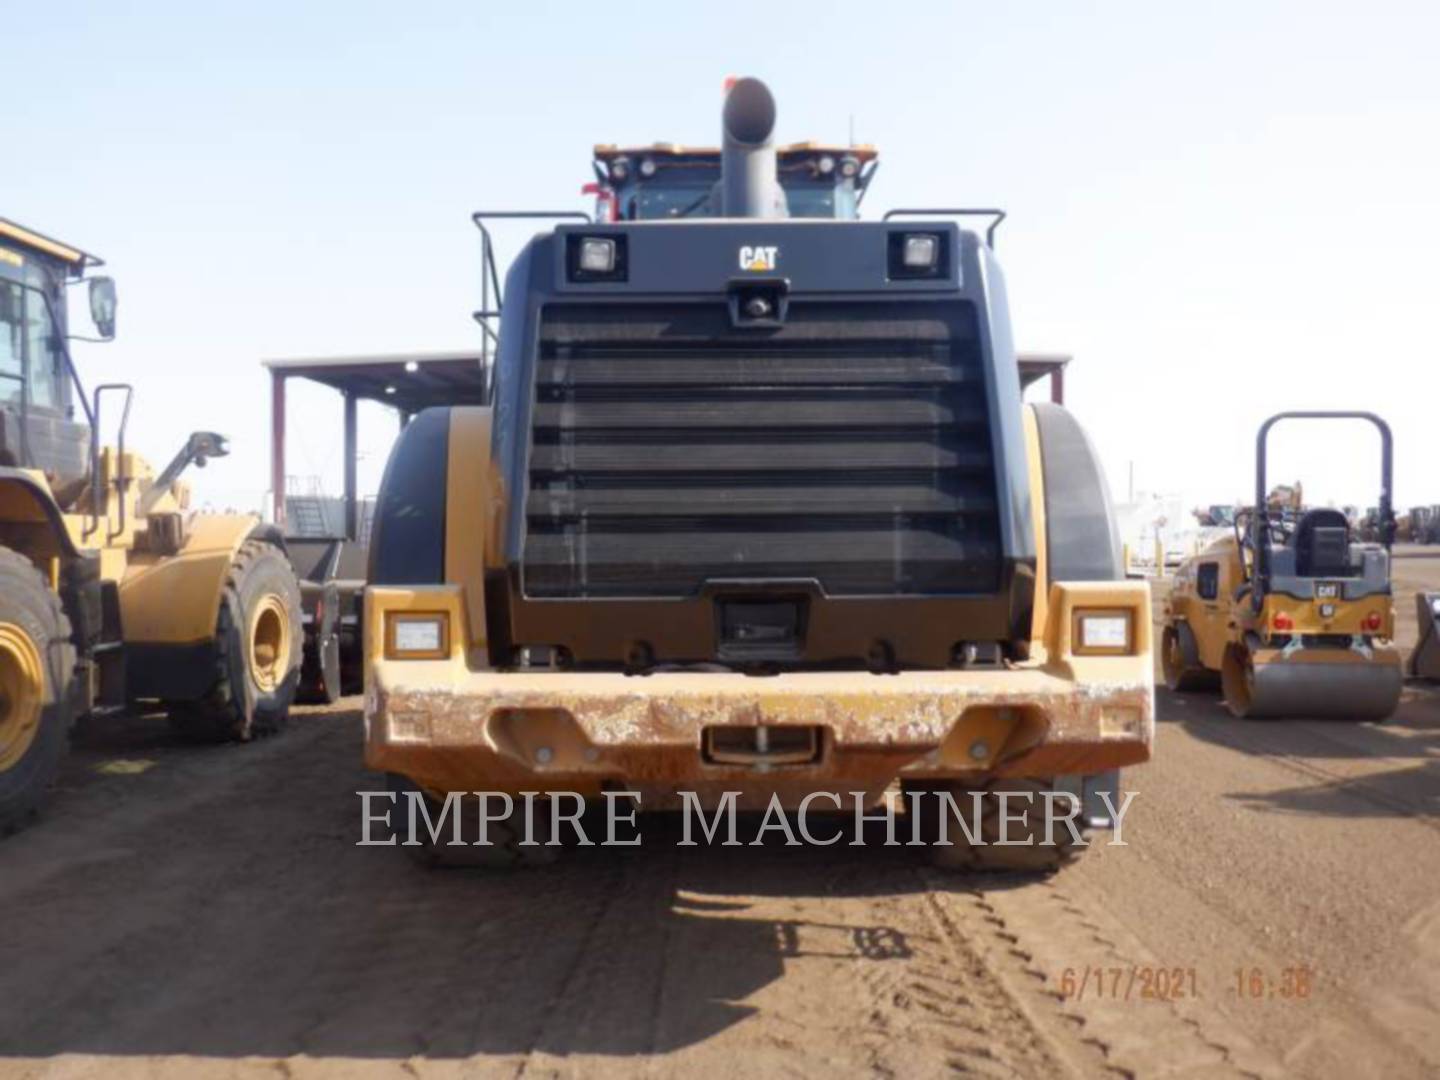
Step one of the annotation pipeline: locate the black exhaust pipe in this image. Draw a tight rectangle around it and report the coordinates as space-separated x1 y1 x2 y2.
721 77 787 219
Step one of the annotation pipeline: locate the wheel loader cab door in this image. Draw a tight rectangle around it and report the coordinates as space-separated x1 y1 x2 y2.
0 263 88 490
1192 560 1229 669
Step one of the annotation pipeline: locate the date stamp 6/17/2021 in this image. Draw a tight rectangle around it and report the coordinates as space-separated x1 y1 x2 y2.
1058 966 1315 1003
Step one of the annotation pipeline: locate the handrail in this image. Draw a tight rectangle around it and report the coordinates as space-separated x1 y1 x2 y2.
882 207 1007 249
93 384 134 541
469 211 591 402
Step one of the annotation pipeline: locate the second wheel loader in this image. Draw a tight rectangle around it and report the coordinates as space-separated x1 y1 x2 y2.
0 217 303 834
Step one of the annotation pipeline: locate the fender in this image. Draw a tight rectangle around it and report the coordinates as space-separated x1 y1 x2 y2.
0 467 81 564
444 406 495 656
119 513 271 646
366 406 495 668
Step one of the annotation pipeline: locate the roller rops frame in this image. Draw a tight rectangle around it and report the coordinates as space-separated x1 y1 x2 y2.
1245 411 1396 608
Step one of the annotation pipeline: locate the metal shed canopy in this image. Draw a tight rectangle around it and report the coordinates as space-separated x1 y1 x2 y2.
263 350 489 536
263 350 489 414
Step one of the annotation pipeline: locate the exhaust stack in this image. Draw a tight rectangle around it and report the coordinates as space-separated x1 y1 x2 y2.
721 77 788 219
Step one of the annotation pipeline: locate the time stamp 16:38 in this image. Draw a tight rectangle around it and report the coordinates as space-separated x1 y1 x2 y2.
1057 966 1315 1002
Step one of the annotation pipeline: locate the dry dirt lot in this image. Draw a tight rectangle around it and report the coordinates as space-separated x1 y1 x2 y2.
1 551 1437 1079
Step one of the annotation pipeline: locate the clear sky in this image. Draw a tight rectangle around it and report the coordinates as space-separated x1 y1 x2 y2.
7 1 1437 517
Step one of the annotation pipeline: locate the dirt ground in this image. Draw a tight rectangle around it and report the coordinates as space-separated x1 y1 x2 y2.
1 551 1437 1079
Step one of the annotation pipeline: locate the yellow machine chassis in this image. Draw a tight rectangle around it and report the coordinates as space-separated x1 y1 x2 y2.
0 462 276 708
365 406 1155 807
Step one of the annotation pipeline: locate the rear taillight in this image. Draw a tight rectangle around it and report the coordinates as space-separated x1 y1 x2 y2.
1272 611 1295 632
1362 611 1383 633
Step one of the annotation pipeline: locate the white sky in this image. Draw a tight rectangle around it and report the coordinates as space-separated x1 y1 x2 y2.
7 1 1438 517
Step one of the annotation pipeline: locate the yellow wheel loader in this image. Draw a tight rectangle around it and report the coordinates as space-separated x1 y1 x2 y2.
1412 592 1440 680
1162 411 1402 720
0 218 302 834
361 79 1154 873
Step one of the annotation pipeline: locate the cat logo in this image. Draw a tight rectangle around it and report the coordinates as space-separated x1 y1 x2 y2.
738 245 778 272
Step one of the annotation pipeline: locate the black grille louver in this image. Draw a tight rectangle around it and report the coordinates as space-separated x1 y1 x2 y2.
522 301 1000 599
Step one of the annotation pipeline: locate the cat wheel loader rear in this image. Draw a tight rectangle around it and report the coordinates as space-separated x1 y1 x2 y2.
1162 411 1402 720
362 79 1154 871
0 218 302 834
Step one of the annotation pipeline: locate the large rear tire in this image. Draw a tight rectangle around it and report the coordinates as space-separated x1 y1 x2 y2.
0 547 76 835
169 540 302 742
385 774 556 869
914 778 1090 874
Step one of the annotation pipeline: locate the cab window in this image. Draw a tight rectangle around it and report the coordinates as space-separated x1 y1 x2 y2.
0 283 22 406
1196 562 1220 601
25 289 64 411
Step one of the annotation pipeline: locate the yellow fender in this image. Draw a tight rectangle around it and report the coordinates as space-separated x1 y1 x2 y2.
120 515 283 646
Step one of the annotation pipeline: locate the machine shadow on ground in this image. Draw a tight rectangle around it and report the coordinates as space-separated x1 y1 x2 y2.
1155 685 1440 821
16 673 1434 1063
0 706 1060 1063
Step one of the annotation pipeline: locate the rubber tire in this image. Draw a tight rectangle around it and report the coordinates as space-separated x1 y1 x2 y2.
1162 623 1219 692
1032 403 1124 583
314 634 341 705
916 778 1090 874
0 547 76 836
1023 405 1120 870
298 583 341 705
385 774 557 869
169 540 303 742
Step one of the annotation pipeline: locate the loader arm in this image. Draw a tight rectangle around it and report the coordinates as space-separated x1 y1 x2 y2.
138 432 229 516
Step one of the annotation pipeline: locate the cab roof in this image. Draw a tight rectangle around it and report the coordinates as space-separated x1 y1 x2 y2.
594 142 878 162
0 218 104 271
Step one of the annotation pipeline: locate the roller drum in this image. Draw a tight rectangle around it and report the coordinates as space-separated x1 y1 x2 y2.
1223 647 1402 720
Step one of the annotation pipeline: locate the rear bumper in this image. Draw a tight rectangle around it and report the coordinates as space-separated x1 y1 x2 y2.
364 584 1155 808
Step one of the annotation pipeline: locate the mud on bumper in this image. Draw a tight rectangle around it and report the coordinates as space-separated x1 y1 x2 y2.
364 583 1154 809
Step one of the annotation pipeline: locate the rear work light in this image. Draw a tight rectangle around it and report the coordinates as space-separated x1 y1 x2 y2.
578 237 616 273
902 234 939 269
1073 610 1134 656
567 234 628 282
386 613 450 660
887 230 948 280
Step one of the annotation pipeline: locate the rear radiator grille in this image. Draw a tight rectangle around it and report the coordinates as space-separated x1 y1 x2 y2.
522 301 999 598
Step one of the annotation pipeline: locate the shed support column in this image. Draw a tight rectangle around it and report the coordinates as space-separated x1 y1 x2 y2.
344 391 358 541
270 372 286 527
1051 367 1065 405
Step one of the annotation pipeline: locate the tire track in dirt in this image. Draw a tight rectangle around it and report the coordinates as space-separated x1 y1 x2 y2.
911 875 1103 1078
928 873 1281 1079
511 845 670 1077
6 676 1436 1079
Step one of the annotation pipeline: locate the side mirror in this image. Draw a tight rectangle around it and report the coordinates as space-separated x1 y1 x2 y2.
89 276 118 340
